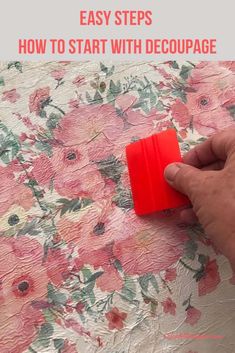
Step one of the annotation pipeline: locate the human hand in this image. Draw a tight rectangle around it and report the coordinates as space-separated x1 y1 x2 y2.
164 128 235 271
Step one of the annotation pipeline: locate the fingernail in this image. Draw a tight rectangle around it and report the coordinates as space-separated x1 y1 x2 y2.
164 163 181 182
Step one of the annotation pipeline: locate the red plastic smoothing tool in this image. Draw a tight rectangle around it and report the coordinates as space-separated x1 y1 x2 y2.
126 129 189 216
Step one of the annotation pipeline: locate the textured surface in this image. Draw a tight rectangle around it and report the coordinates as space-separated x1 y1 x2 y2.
0 61 235 353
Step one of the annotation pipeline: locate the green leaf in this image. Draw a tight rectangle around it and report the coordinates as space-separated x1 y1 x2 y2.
7 61 23 73
179 65 193 80
110 80 121 96
107 80 122 103
193 267 205 282
39 109 47 118
34 141 52 157
107 65 115 77
139 274 152 292
100 62 115 77
81 267 92 280
46 113 61 130
139 274 159 293
0 77 5 86
121 277 136 302
150 275 159 293
100 62 108 74
113 259 123 272
37 323 54 348
155 100 165 111
0 122 20 164
113 186 133 210
97 155 124 183
57 198 93 216
172 88 187 103
53 338 65 350
86 91 93 104
47 283 67 306
171 61 180 69
182 298 189 306
227 105 235 119
93 90 103 104
85 271 104 284
184 239 198 260
198 254 208 265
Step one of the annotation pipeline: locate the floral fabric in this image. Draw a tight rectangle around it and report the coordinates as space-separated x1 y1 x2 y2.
0 61 235 353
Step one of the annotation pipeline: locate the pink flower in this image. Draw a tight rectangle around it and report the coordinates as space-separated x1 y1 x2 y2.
54 163 104 200
2 89 20 103
96 265 123 292
46 248 69 286
161 297 176 316
198 259 221 296
127 108 167 127
72 75 86 87
105 307 127 330
116 94 137 111
172 95 234 137
0 236 49 352
51 69 66 80
0 303 44 353
185 307 201 326
57 202 126 249
54 105 124 157
114 109 171 160
32 153 54 186
0 237 48 308
87 133 115 161
164 268 177 282
32 146 105 200
0 165 34 217
77 244 123 292
29 87 50 115
171 99 190 129
171 62 235 136
113 211 188 275
219 61 235 72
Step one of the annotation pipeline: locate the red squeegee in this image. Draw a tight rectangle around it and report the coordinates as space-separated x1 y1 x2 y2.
126 129 189 216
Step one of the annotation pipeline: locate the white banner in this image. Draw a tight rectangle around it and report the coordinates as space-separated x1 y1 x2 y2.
1 0 234 60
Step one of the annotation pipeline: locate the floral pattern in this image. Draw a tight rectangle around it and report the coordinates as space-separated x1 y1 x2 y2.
0 61 234 353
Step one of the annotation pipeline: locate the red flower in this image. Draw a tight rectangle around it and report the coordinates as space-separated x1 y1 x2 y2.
29 87 50 115
161 297 176 316
185 306 201 326
198 259 221 296
105 307 127 330
76 302 85 314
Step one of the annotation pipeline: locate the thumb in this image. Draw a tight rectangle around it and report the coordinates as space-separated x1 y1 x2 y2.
164 162 202 199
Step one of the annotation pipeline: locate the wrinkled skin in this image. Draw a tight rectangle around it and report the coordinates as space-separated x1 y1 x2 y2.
164 128 235 271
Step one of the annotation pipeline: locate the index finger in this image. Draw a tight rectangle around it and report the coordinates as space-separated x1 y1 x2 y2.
183 127 235 168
